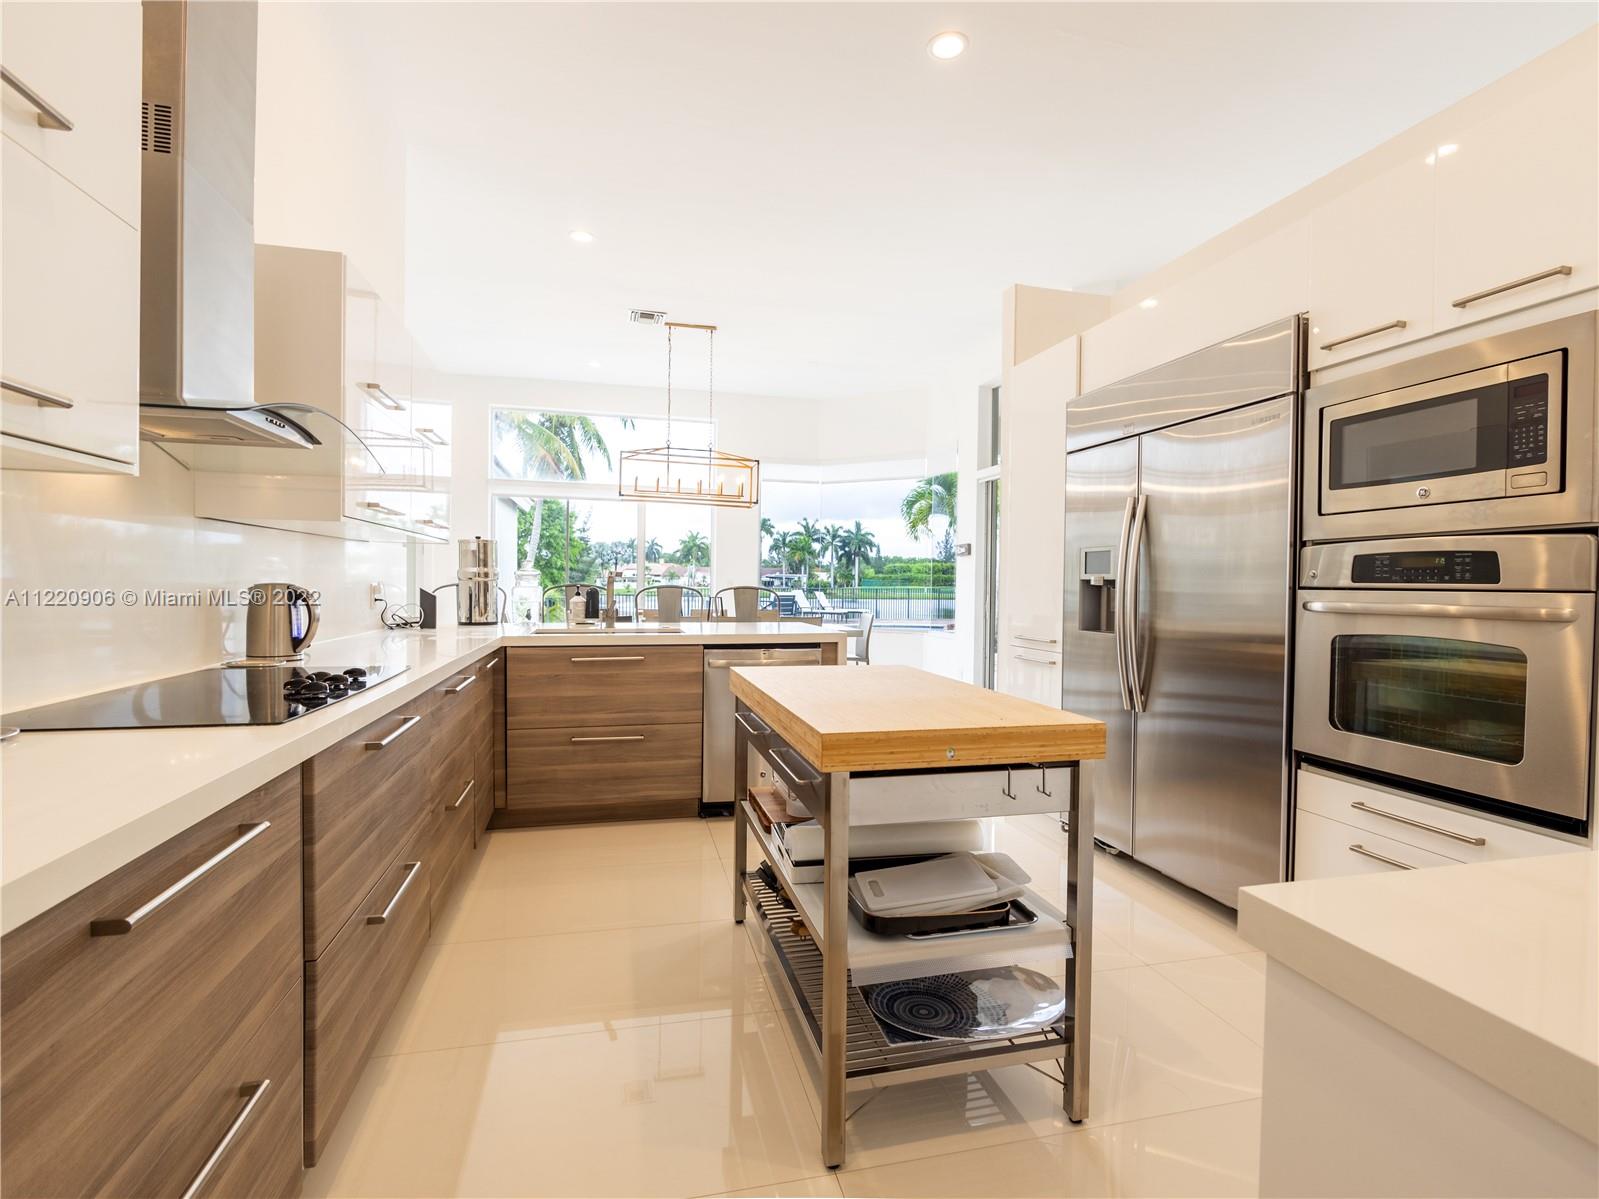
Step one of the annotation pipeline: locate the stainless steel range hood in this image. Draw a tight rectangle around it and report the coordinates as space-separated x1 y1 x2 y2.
138 0 314 450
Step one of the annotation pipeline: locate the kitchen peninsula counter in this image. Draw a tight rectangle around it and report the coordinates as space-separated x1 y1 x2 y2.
2 622 845 934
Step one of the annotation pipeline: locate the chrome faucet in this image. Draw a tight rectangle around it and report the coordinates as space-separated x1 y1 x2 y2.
604 571 618 628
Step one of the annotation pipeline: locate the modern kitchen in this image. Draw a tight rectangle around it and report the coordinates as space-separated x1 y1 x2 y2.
1 4 1596 1198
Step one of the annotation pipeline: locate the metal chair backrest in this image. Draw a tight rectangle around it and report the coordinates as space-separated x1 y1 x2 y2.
850 611 875 664
636 585 706 622
713 586 779 621
541 583 584 620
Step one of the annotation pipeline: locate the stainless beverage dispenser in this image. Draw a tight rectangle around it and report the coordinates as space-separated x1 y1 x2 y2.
429 538 504 625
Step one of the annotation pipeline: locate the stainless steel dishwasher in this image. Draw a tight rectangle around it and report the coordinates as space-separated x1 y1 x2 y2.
702 646 822 815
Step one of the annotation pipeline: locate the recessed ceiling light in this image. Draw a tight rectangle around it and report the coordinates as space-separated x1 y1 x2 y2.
1139 297 1159 310
569 230 595 244
927 31 968 60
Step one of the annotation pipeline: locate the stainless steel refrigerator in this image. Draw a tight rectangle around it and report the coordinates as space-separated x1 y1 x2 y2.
1063 316 1301 906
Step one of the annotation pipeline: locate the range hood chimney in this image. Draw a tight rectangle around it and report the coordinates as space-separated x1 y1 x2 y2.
138 0 316 450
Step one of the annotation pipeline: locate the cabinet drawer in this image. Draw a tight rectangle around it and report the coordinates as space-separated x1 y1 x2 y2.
507 645 704 729
1297 767 1580 865
430 741 476 922
304 824 432 1165
303 700 434 959
1 0 142 226
1 772 301 1198
1293 808 1462 881
1 135 139 466
506 722 702 823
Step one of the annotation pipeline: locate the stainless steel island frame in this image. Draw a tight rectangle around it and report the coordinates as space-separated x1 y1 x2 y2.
730 699 1096 1169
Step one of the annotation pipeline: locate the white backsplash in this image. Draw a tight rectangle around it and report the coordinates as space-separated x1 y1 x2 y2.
0 448 407 711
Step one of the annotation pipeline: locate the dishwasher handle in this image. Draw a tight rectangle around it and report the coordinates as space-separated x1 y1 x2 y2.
706 647 823 668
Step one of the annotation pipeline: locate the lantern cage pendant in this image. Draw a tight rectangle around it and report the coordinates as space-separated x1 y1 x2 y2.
618 321 761 508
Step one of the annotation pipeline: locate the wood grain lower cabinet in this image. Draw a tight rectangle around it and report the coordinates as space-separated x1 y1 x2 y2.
505 721 703 824
429 738 477 924
303 820 432 1165
0 770 302 1198
506 645 703 729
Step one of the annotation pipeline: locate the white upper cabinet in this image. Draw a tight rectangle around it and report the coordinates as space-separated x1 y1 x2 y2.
1081 219 1311 394
1 1 141 228
1433 48 1599 330
0 2 140 472
1307 158 1436 369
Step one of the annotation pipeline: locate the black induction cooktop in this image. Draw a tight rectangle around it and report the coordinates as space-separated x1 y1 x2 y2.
1 662 408 731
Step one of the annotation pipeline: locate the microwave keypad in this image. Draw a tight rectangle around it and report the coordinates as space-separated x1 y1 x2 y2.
1507 374 1549 466
1351 550 1503 585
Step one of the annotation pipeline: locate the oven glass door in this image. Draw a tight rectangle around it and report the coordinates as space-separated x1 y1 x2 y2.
1294 589 1594 822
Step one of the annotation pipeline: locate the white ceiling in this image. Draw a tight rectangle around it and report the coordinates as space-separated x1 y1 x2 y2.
329 2 1596 401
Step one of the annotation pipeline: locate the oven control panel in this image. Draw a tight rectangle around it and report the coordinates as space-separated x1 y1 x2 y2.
1351 550 1503 585
1507 373 1549 467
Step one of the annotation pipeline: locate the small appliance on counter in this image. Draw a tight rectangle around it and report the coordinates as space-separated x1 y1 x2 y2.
427 538 506 625
227 582 320 666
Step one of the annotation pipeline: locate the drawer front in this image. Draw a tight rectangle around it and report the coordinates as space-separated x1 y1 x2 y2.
304 825 432 1165
303 700 434 959
430 741 476 921
506 722 702 823
507 645 704 729
100 983 304 1199
432 659 489 744
1 135 139 465
1 772 301 1198
1293 808 1462 881
1296 767 1582 865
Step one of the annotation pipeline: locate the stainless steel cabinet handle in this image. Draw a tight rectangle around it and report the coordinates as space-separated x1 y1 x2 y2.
418 518 449 530
769 746 822 793
1319 319 1407 352
360 381 405 411
1 66 74 131
180 1080 270 1199
734 710 771 737
1013 651 1058 666
364 714 421 749
1124 495 1150 714
570 734 644 743
366 861 421 924
1347 843 1416 871
570 655 644 663
1350 801 1486 845
2 377 75 408
1112 496 1136 712
445 780 474 811
1015 635 1059 646
1302 600 1577 623
481 655 498 670
90 822 272 936
358 501 405 517
415 427 448 446
444 674 477 694
1452 265 1572 309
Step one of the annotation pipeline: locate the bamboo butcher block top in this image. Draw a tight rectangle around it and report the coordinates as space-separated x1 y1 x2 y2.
729 665 1106 773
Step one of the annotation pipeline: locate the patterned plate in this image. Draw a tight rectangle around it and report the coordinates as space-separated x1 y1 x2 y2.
864 965 1065 1043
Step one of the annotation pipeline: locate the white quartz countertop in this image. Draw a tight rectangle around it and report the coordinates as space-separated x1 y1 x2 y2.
1 621 843 935
1239 851 1599 1143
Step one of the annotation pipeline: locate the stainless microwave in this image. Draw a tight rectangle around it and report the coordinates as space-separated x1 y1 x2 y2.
1303 312 1596 541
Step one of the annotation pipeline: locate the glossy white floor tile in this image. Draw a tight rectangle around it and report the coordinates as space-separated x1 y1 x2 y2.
310 816 1271 1198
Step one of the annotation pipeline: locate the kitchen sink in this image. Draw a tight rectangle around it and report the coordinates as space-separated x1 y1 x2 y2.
528 625 684 634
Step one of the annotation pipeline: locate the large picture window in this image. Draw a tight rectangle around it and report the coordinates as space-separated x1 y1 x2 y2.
491 408 711 484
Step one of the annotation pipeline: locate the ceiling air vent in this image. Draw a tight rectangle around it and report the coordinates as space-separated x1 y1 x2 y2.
630 309 668 326
141 101 174 153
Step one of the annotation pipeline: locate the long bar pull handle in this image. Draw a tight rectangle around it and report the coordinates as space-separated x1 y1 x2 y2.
358 501 405 517
570 735 645 743
366 862 421 924
1319 320 1407 352
1302 600 1577 623
1013 650 1059 665
180 1080 271 1199
364 714 421 749
415 427 448 446
569 655 645 663
1452 265 1572 309
89 822 272 936
445 780 474 811
1015 634 1059 646
444 674 477 693
1350 801 1485 845
1125 495 1150 714
1347 843 1416 871
734 710 771 737
1 377 75 408
360 381 405 411
1 67 73 130
769 746 822 793
1112 497 1136 712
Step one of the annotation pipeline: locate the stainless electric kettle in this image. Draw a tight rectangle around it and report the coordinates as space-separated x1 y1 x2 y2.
241 582 321 663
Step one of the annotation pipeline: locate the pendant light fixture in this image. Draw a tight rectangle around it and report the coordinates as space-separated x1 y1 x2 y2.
618 321 760 508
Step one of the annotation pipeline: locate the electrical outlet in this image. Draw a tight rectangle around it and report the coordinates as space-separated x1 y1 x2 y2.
370 583 387 607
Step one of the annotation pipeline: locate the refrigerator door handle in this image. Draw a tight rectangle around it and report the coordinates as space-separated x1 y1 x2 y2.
1113 496 1137 711
1125 495 1150 713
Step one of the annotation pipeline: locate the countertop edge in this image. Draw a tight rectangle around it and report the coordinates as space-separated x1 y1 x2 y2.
1238 883 1599 1144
